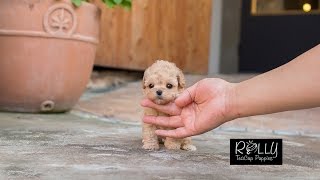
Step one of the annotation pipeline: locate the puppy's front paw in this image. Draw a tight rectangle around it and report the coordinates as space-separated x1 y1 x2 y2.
142 142 160 151
181 144 197 151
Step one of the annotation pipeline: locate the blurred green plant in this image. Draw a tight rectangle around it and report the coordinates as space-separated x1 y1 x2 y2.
71 0 132 9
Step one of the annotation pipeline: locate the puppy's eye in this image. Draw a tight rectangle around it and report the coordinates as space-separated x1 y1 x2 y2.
166 83 173 89
148 84 154 89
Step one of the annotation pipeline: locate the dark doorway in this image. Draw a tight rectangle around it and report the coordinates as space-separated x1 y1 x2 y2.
239 0 320 73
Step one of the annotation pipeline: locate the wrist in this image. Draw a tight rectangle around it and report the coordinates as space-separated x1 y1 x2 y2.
225 82 241 121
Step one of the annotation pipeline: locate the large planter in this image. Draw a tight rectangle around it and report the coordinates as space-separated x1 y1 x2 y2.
0 0 100 113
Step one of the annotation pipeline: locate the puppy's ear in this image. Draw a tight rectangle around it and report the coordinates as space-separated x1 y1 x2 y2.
177 69 186 90
142 69 148 89
142 75 146 89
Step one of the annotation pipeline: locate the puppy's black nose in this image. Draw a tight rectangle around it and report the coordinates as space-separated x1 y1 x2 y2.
156 90 162 96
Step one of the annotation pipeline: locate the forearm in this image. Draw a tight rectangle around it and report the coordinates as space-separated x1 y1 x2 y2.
231 44 320 118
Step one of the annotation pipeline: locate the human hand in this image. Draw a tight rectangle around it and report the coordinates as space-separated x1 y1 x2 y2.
141 78 237 138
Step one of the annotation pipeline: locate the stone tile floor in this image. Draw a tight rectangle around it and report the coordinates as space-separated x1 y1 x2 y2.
0 72 320 179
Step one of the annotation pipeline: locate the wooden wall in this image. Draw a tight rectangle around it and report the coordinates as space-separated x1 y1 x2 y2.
93 0 212 74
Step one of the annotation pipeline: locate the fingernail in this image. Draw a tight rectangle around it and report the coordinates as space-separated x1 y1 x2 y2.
142 116 152 122
142 116 148 122
154 130 161 135
155 130 164 136
140 99 148 106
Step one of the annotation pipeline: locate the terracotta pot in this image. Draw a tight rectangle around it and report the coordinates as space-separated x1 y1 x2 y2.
0 0 100 113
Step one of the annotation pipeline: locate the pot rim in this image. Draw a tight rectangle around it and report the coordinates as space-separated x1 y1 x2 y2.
64 0 100 11
0 0 100 44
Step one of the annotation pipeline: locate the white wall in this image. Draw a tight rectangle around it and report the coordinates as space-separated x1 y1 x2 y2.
209 0 242 74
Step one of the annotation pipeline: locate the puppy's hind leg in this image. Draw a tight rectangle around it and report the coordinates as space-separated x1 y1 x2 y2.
164 137 182 150
181 138 197 151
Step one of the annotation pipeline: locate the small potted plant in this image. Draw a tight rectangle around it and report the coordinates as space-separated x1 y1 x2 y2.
71 0 131 8
0 0 131 113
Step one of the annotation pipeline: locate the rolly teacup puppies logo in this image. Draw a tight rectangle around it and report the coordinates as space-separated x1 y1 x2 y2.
230 139 282 165
245 140 258 154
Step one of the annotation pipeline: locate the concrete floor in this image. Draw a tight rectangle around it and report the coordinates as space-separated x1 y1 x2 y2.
1 73 320 179
0 112 320 179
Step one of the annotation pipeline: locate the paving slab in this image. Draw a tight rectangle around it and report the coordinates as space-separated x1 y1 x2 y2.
0 112 319 179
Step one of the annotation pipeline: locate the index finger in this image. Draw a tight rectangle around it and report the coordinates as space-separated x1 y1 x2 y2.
140 99 182 115
175 83 197 108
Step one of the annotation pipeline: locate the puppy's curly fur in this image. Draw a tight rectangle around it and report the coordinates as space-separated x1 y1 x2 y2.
142 60 196 151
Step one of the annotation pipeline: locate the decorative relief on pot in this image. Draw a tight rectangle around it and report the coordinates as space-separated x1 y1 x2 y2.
44 3 77 37
0 2 98 44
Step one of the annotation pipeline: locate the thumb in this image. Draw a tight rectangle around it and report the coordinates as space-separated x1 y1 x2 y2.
175 82 197 108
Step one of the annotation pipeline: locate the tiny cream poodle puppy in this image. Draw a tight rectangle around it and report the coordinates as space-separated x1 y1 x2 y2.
142 60 196 151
